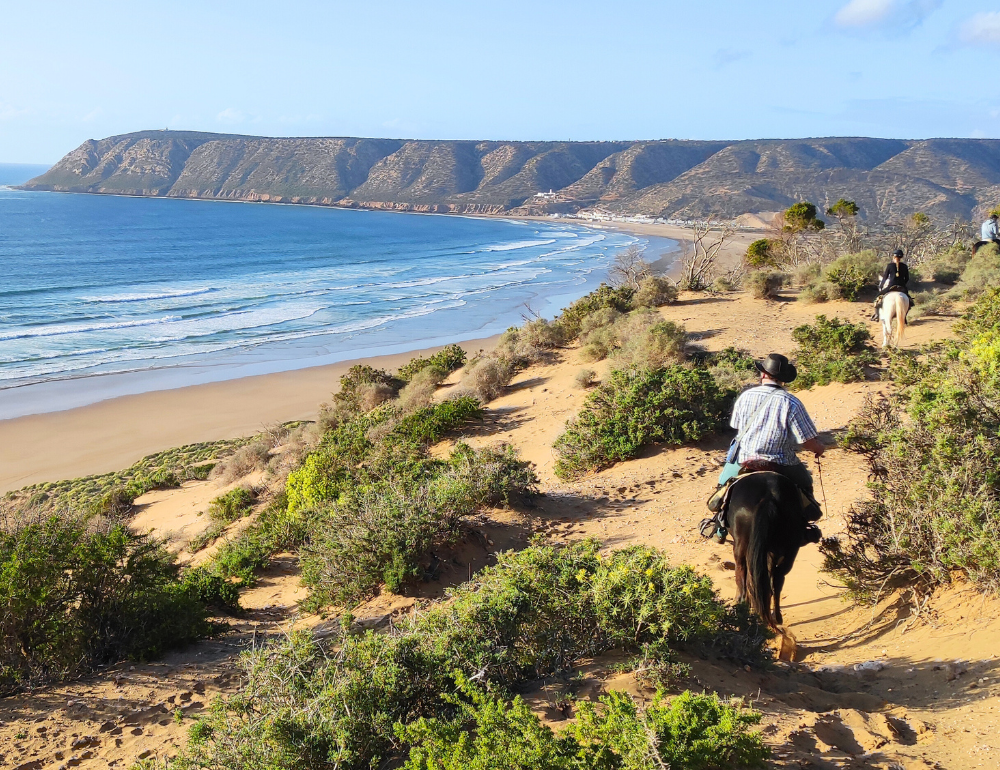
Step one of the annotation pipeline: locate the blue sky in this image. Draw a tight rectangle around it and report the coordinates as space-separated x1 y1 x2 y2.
3 0 1000 163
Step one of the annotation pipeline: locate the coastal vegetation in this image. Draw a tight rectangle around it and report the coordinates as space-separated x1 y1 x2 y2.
789 315 877 389
824 288 1000 599
161 542 770 770
0 515 215 694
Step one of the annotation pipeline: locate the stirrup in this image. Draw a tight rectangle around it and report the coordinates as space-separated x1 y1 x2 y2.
699 517 718 539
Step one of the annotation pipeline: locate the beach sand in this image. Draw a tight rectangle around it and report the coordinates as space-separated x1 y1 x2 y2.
0 337 497 494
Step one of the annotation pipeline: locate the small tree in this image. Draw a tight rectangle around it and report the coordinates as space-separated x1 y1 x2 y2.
826 198 859 219
608 245 651 290
783 202 825 233
826 198 863 252
679 218 734 290
745 238 779 269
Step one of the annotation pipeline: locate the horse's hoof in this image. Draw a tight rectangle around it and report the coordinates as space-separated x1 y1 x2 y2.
774 626 797 661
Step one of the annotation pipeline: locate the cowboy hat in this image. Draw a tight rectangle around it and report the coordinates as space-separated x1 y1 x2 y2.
755 353 797 383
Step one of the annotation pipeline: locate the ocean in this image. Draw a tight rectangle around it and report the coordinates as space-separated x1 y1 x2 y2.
0 166 676 418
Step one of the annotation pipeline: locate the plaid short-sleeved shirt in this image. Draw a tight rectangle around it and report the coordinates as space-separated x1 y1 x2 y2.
730 384 818 466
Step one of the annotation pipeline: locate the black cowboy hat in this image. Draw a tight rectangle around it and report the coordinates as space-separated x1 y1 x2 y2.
755 353 797 383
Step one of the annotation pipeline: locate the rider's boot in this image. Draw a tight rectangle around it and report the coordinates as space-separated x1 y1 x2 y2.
871 300 880 321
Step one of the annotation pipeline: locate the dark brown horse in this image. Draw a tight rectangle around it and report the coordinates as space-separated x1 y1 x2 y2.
973 239 1000 256
727 472 805 628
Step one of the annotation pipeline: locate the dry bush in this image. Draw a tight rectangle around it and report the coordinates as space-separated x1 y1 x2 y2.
909 290 955 318
211 439 271 484
746 271 789 300
634 275 678 307
356 381 397 413
793 262 821 285
574 368 597 388
397 367 442 412
518 317 567 349
457 356 515 403
614 319 688 369
798 281 842 303
580 307 622 335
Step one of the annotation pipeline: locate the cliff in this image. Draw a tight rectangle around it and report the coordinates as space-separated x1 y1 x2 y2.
25 130 1000 221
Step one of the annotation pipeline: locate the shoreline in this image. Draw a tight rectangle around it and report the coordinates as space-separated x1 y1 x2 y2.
0 204 724 493
0 336 498 494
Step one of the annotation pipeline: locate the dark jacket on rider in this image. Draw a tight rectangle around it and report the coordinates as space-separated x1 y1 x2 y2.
880 262 909 293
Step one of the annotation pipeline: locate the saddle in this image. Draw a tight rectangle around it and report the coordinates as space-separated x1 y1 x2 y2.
701 465 820 544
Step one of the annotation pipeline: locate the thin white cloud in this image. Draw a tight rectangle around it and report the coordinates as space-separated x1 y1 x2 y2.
0 102 29 121
712 48 750 68
959 12 1000 47
834 0 941 30
216 107 246 124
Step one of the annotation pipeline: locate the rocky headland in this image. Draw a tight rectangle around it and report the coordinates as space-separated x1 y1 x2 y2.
24 130 1000 221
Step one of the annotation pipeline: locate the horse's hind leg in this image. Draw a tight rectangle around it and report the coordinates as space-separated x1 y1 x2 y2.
733 534 748 604
772 550 799 626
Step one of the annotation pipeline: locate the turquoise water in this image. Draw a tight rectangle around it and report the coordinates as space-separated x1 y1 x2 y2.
0 179 675 417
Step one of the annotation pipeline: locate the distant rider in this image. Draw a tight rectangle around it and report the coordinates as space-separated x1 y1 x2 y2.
705 354 824 546
870 249 911 321
982 213 1000 247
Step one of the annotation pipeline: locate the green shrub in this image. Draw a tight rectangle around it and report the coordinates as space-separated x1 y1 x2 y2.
458 356 516 402
166 542 769 770
783 201 824 232
951 242 1000 298
399 344 468 381
207 486 256 524
745 238 780 269
798 280 841 303
555 283 636 340
791 315 878 389
209 493 305 586
334 365 404 415
745 270 788 300
824 290 1000 597
553 366 730 479
698 347 758 393
822 250 881 300
0 517 212 693
925 242 971 285
300 443 536 608
397 680 768 770
633 275 678 307
286 399 481 515
575 690 768 770
180 567 242 615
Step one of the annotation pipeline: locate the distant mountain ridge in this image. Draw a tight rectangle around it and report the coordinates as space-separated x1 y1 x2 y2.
24 130 1000 221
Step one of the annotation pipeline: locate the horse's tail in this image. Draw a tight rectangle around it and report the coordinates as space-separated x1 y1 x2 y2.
746 495 775 628
895 294 906 345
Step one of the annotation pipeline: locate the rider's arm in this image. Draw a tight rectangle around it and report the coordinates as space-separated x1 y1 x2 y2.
788 398 823 456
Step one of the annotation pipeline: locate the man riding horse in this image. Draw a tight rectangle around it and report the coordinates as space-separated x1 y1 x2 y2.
870 249 912 321
704 353 824 547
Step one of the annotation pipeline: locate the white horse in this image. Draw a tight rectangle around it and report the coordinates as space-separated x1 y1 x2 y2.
878 291 909 348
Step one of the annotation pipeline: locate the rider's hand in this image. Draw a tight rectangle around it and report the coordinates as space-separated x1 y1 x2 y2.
802 436 825 457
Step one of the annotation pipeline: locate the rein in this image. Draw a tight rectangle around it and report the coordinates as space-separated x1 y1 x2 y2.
815 455 829 513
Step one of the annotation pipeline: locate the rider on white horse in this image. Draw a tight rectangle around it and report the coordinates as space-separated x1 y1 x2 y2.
871 249 912 321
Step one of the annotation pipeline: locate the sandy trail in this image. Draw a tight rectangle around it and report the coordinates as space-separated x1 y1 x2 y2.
1 290 994 770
